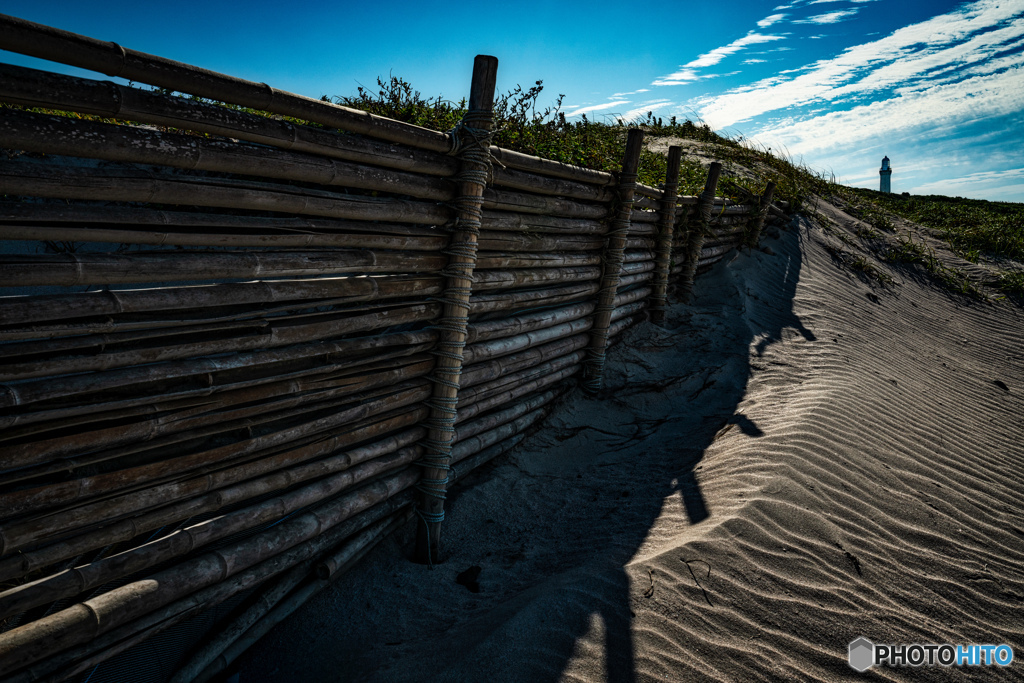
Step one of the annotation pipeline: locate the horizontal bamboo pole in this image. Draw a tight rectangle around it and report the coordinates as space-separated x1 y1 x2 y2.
7 489 415 683
0 62 459 177
0 383 431 526
0 438 422 620
190 421 541 683
6 491 416 683
0 415 426 583
469 282 598 315
457 364 578 426
461 335 588 388
0 223 448 252
0 396 555 674
0 264 599 330
0 162 451 226
1 357 434 471
0 109 455 202
489 147 614 187
465 301 593 344
1 111 620 224
480 211 604 235
181 508 414 683
0 248 446 288
0 330 435 420
458 352 582 410
0 14 452 152
0 303 439 382
700 242 739 260
463 317 592 366
477 231 602 252
475 251 598 270
0 467 422 675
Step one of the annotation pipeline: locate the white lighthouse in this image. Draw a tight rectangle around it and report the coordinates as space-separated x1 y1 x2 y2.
879 156 892 193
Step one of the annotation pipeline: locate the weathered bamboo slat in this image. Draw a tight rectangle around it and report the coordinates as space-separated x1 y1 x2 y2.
463 317 592 366
0 200 442 237
0 439 421 620
0 223 447 252
0 62 459 176
0 416 426 583
0 162 451 226
0 14 452 152
0 466 422 675
0 266 596 330
583 129 643 392
0 330 435 419
0 303 439 382
0 108 456 201
480 211 605 235
469 282 598 315
477 231 603 252
0 249 445 288
178 508 414 683
0 383 431 525
649 146 683 325
6 492 416 683
0 358 434 471
457 365 578 426
465 301 593 344
458 352 582 409
0 387 556 675
700 241 739 261
461 335 588 389
489 147 614 187
189 421 540 683
475 251 599 270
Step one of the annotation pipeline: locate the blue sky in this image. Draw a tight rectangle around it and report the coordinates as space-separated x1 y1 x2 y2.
2 0 1023 201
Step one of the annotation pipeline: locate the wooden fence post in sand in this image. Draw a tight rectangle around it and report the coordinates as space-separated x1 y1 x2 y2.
648 145 683 325
677 161 722 302
744 180 777 249
414 55 499 565
582 128 644 392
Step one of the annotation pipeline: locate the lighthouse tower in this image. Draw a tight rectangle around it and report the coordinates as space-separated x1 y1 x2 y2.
879 156 892 193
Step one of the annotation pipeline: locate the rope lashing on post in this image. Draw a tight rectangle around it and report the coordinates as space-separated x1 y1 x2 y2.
413 108 495 551
582 170 638 392
649 178 681 318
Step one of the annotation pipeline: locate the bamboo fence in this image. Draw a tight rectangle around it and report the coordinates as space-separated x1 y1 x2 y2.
0 13 787 682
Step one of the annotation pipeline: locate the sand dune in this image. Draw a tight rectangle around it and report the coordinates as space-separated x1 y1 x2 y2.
239 204 1024 682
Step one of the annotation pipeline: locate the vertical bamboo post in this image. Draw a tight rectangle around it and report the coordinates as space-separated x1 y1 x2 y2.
648 145 683 326
582 128 644 393
677 162 722 302
744 180 777 249
414 55 498 565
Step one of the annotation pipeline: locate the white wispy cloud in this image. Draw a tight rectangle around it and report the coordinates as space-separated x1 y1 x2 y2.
695 0 1024 129
795 9 859 24
754 64 1024 156
563 100 630 117
743 59 768 64
653 32 785 85
620 100 676 121
758 13 788 28
912 168 1024 201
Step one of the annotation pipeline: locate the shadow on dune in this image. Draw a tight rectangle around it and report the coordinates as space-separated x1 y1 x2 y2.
236 225 812 683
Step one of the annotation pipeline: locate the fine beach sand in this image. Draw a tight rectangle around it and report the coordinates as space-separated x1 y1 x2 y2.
238 202 1024 682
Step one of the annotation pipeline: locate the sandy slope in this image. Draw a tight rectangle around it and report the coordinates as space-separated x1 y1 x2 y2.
238 206 1024 682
